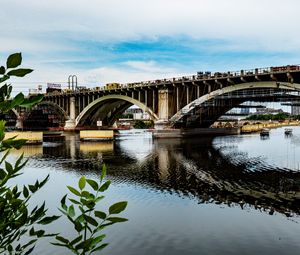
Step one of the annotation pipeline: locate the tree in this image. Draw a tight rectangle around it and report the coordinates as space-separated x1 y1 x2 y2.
0 53 59 254
0 53 128 254
52 165 128 255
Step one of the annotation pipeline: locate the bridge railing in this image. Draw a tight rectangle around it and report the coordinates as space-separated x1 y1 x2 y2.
119 64 300 89
44 64 300 96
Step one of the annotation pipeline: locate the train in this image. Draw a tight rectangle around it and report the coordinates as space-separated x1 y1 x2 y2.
105 83 120 90
272 65 300 72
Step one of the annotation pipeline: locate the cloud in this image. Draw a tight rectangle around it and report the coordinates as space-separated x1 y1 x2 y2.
82 61 183 86
2 0 299 48
2 0 300 92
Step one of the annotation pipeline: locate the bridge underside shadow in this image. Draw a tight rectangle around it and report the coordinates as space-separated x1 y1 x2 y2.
171 82 300 128
76 95 158 128
78 99 132 127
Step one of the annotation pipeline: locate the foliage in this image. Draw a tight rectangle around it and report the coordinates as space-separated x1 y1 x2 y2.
115 113 133 119
0 53 43 113
0 53 58 254
0 53 128 254
291 114 300 120
52 165 128 255
246 112 290 121
133 120 154 129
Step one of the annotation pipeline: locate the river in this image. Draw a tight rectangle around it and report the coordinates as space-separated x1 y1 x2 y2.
7 126 300 255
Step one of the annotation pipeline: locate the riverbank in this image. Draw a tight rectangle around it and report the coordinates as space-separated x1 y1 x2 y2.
240 120 299 133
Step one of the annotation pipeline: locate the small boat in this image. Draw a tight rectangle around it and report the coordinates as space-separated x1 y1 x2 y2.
260 128 270 136
284 128 293 135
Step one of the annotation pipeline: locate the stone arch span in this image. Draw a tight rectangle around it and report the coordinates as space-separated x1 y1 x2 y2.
36 101 69 120
22 101 68 130
171 81 300 127
76 95 159 127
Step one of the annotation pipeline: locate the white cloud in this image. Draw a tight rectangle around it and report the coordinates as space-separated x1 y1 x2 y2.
82 61 183 86
2 0 300 50
2 0 300 92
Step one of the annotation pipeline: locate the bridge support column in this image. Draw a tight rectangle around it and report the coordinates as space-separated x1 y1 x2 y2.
155 89 175 129
176 87 180 112
158 89 171 120
15 117 23 130
64 96 76 130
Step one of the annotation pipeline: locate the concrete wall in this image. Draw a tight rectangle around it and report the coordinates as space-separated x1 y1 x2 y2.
4 132 43 144
80 130 114 140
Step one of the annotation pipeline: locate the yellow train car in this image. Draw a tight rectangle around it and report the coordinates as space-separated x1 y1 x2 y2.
105 83 120 90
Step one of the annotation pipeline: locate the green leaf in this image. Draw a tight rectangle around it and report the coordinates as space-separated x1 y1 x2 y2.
50 242 69 247
60 194 68 211
6 53 22 69
78 176 86 190
67 186 81 196
22 239 36 250
75 238 93 250
86 178 99 191
2 138 28 150
28 184 37 193
35 230 45 237
37 215 60 225
23 185 29 198
68 205 75 218
0 168 7 179
99 180 111 192
95 211 106 220
70 235 83 246
24 245 35 255
20 94 43 108
91 243 109 253
81 190 93 199
5 161 13 173
7 68 33 77
29 227 35 236
75 221 83 232
10 93 25 108
0 75 9 83
95 195 105 202
31 202 46 222
91 234 106 247
109 201 128 214
106 217 128 223
69 198 80 205
56 235 70 244
0 120 6 141
84 215 98 227
0 66 5 74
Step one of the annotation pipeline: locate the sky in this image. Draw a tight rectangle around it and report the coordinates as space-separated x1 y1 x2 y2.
1 0 300 94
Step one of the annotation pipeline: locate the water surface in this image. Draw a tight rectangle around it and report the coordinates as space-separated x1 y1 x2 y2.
7 126 300 255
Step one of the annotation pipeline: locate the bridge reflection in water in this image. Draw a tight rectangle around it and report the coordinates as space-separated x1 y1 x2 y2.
16 132 300 217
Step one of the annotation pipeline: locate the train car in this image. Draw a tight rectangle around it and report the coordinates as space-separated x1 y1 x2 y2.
272 65 300 72
46 87 62 94
105 83 120 90
77 86 89 92
46 83 62 94
63 88 73 93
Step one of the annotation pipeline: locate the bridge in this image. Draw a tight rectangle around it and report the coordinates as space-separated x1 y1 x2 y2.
15 65 300 130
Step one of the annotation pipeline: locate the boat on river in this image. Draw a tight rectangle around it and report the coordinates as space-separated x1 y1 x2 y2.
284 128 293 135
260 128 270 136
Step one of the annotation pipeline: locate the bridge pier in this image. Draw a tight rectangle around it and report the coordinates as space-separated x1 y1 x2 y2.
64 96 76 130
16 117 23 130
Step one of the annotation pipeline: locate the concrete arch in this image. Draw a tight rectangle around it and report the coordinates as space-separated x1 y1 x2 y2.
76 94 159 126
171 81 300 123
37 101 69 120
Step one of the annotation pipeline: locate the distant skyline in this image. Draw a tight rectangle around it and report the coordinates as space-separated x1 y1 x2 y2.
1 0 300 93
